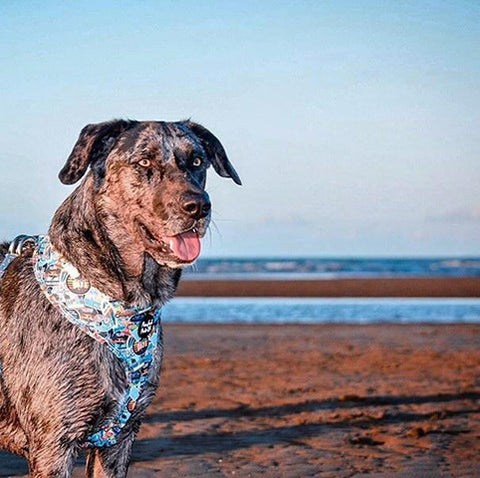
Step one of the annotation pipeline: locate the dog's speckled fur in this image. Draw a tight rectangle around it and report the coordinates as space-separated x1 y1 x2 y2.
0 120 240 477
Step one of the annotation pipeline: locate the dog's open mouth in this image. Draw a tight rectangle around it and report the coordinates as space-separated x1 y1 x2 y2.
137 222 201 263
166 230 201 262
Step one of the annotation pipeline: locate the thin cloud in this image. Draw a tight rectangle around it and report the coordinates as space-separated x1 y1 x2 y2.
426 208 480 224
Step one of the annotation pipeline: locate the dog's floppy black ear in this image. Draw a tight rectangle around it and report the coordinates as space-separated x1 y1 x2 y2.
59 119 138 185
187 121 242 185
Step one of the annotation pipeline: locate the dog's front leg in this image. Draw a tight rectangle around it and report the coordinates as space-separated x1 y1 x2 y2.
27 443 78 478
85 432 135 478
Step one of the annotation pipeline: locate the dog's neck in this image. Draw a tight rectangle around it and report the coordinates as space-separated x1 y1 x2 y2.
49 176 181 305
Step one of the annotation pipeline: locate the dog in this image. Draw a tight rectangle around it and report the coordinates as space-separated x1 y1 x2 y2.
0 119 241 477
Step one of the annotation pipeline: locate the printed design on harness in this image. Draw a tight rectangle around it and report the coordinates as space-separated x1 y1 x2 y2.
28 235 162 448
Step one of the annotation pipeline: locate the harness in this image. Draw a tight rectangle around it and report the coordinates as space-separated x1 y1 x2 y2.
0 235 162 448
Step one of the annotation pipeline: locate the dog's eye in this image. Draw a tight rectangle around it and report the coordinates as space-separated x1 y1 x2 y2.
138 158 151 168
192 157 203 167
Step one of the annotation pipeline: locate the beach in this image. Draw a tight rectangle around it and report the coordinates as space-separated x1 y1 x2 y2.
2 323 479 477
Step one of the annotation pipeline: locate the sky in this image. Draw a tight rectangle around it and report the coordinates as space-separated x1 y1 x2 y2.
1 0 479 257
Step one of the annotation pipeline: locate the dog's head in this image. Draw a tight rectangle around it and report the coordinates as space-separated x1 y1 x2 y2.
58 120 241 268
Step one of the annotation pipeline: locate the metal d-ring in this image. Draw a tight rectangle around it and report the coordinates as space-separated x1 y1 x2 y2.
1 235 38 279
8 235 38 256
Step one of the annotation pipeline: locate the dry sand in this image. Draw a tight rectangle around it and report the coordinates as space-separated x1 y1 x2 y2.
1 323 479 477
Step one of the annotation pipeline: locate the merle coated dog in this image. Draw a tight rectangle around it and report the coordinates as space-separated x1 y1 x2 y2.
0 120 241 477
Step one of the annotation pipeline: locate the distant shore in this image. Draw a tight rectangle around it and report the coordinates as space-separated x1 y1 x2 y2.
178 277 480 297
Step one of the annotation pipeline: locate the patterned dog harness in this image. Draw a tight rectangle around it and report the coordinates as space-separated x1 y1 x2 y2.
0 235 162 448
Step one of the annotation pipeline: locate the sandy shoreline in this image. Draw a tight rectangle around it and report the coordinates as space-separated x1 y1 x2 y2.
177 277 480 297
2 323 479 477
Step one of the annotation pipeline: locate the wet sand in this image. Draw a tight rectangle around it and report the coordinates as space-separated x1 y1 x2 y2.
177 277 480 297
2 324 480 477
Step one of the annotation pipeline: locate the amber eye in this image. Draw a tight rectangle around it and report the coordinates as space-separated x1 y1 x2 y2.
138 158 151 168
192 157 203 167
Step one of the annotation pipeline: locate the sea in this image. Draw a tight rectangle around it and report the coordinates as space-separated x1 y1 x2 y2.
162 258 480 324
183 257 480 279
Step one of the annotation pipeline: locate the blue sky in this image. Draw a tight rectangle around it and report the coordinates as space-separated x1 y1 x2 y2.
1 0 479 257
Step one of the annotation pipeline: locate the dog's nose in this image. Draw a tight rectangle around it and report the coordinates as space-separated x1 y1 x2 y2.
181 192 211 219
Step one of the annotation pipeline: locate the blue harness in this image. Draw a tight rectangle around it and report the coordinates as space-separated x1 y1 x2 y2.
0 235 162 448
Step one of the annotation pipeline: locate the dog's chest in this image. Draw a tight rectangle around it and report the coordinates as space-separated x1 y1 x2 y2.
1 236 166 448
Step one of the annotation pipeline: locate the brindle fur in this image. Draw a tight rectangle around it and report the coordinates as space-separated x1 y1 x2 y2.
0 120 240 477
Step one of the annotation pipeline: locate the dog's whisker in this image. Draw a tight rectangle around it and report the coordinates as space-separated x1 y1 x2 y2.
210 219 223 239
208 224 214 247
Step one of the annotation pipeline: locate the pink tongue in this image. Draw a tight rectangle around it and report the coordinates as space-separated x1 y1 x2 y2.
168 231 201 262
